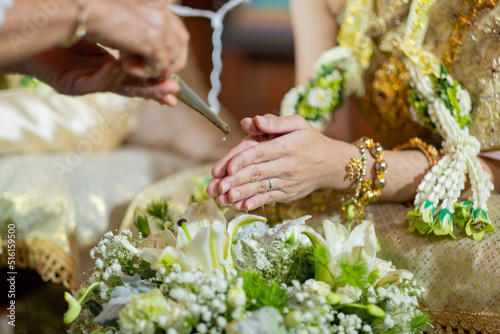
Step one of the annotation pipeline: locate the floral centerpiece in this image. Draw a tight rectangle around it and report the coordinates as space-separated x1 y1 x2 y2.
64 197 430 334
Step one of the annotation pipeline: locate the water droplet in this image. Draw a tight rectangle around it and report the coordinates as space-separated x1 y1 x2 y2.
222 137 227 142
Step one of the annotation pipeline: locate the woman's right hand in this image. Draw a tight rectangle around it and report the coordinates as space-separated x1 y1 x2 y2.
207 114 358 211
85 0 189 78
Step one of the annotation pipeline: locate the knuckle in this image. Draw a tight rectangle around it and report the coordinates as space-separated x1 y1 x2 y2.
250 166 262 182
266 191 278 204
258 180 268 193
180 29 190 44
253 148 264 163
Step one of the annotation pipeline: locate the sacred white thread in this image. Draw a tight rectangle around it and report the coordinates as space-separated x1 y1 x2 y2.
170 0 249 114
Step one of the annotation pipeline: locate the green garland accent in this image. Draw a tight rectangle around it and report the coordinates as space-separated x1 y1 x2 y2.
408 65 472 130
407 200 495 240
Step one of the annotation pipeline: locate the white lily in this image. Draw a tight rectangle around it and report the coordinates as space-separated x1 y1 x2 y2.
122 199 267 274
303 220 413 303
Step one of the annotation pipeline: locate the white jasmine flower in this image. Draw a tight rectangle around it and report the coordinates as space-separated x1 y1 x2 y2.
280 86 305 116
457 87 472 115
409 65 434 100
446 74 454 86
307 87 333 108
313 46 352 74
327 70 342 83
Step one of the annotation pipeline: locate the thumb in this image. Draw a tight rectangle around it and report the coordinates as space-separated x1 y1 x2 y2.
254 114 309 135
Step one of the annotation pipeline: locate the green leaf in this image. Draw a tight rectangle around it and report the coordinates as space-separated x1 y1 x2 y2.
465 209 495 240
133 209 151 237
302 230 335 287
145 198 172 223
335 259 371 290
239 270 288 312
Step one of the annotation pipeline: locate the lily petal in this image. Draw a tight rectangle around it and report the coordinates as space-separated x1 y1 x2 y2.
322 220 349 258
302 230 336 287
225 214 267 271
178 199 226 249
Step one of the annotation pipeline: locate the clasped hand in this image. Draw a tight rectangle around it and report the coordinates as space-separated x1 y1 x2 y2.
207 114 354 211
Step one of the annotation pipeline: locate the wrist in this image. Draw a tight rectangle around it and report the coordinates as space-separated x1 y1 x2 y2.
325 140 361 191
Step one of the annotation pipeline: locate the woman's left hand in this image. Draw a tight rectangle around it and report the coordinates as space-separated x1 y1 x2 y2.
207 114 356 211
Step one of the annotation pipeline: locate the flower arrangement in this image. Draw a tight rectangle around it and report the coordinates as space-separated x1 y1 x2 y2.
280 47 356 131
65 198 430 334
279 0 495 241
402 48 495 240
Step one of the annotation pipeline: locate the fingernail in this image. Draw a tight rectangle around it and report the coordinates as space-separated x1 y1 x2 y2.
230 191 240 202
222 183 230 193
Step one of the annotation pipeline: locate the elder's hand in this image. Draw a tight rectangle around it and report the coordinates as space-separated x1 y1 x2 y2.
85 0 189 78
207 114 355 211
25 40 180 106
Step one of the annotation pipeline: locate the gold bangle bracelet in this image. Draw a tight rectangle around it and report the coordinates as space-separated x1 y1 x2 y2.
342 137 387 222
62 0 87 47
356 137 387 204
393 137 439 167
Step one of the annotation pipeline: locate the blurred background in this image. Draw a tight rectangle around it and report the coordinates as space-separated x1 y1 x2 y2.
183 0 295 121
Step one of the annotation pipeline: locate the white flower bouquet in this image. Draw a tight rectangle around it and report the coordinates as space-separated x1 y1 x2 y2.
65 198 430 334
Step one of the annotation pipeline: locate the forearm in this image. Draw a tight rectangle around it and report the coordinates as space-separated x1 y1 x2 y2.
325 143 500 203
289 0 339 85
0 0 78 69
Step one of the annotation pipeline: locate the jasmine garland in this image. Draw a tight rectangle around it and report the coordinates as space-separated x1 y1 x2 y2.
65 199 430 334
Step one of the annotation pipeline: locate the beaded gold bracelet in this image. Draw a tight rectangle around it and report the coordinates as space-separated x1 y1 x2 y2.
342 137 387 222
393 137 439 167
62 0 87 47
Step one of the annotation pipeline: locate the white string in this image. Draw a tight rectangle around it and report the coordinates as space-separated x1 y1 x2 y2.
170 0 249 114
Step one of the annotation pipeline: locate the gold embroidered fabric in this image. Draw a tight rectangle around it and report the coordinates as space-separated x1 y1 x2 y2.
124 164 500 333
354 0 500 151
0 148 195 284
0 237 79 291
423 308 500 333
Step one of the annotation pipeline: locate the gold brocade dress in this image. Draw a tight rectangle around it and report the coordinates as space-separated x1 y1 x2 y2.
122 2 500 332
274 0 500 332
